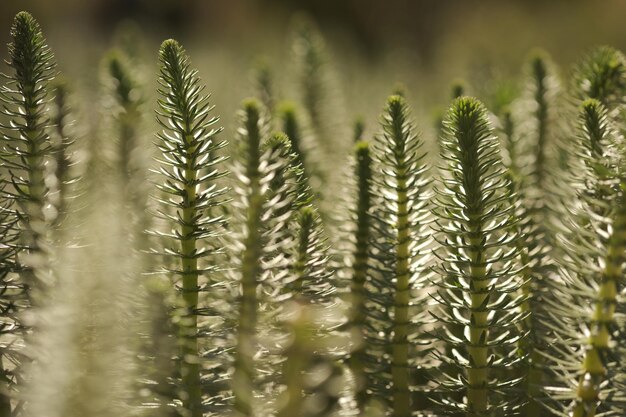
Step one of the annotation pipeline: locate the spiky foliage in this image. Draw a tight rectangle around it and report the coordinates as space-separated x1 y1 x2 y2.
152 39 228 417
0 188 19 417
431 97 525 417
365 95 431 416
48 80 75 229
290 16 348 221
572 47 626 109
346 141 373 413
0 12 60 417
290 206 334 303
543 100 626 417
107 50 146 181
278 103 307 174
231 99 265 417
231 126 329 416
0 11 57 295
506 52 564 416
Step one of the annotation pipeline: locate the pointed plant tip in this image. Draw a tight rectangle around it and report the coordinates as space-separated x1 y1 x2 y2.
11 10 42 42
242 98 261 115
581 98 602 111
299 205 315 217
355 140 370 155
277 101 297 116
387 94 406 107
13 11 36 27
451 95 483 114
263 132 291 152
159 39 182 58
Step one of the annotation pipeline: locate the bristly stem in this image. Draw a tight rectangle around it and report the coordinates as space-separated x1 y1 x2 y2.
434 97 523 417
569 99 626 417
372 95 430 416
348 141 372 413
155 39 226 417
0 11 57 294
233 99 264 417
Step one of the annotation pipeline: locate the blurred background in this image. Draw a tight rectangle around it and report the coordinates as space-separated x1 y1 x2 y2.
0 0 624 135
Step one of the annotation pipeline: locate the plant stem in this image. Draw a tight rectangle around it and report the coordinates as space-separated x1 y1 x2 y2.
572 193 626 417
467 227 489 417
180 129 201 417
349 141 372 412
233 101 263 417
392 137 410 417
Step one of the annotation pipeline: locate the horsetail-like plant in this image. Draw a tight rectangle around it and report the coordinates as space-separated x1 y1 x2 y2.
507 52 563 417
543 99 626 417
291 17 330 146
261 133 309 297
572 46 626 109
290 16 347 219
276 301 342 417
291 205 334 303
153 39 228 417
4 9 626 417
569 100 626 417
0 189 19 417
368 95 431 416
48 80 74 229
432 97 524 417
0 11 57 296
0 12 59 416
278 103 307 174
233 130 320 414
232 99 264 417
346 140 373 413
107 50 145 181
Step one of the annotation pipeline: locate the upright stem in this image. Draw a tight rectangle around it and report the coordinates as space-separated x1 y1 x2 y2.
233 102 262 417
572 192 626 417
392 148 410 417
293 208 313 295
349 142 372 412
180 130 201 417
467 222 489 417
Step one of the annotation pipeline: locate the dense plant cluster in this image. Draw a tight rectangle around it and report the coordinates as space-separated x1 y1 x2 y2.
1 10 626 417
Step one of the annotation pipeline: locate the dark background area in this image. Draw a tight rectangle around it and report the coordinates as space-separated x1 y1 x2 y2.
0 0 623 133
1 0 624 62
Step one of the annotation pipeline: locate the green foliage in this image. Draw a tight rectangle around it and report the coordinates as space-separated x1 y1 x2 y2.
347 140 373 414
0 11 57 293
543 99 626 417
3 10 626 417
366 95 431 416
153 38 228 417
0 12 58 415
572 46 626 107
432 97 524 416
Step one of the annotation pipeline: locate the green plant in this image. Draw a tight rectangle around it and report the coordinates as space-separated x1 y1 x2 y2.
153 39 228 417
432 97 524 416
2 9 626 417
0 12 58 415
367 95 431 416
